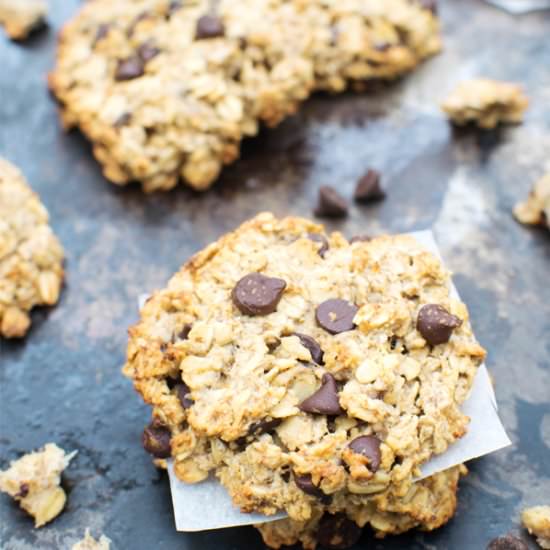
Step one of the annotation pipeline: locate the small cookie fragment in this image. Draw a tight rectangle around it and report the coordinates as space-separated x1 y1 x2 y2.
0 443 76 528
487 534 528 550
0 0 46 40
0 158 64 338
522 506 550 549
72 529 111 550
513 174 550 230
442 79 529 129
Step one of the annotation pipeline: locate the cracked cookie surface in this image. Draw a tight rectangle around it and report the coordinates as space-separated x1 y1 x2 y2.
0 158 64 338
124 212 485 545
50 0 440 192
441 78 529 129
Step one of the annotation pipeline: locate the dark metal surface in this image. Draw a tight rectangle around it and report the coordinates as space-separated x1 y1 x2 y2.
1 1 549 548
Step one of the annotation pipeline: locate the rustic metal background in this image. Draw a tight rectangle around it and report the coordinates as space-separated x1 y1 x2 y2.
1 0 549 548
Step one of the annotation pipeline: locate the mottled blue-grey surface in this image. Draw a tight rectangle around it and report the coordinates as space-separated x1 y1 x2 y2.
0 0 549 548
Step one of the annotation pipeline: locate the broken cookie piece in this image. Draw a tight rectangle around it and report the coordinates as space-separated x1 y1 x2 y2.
0 158 64 338
72 529 112 550
442 79 529 129
522 506 550 549
513 174 550 230
0 0 47 41
0 443 76 527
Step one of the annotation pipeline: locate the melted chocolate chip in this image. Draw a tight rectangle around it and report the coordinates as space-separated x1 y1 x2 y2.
299 373 343 416
177 324 192 341
232 273 286 316
316 299 358 335
293 332 324 365
354 169 385 203
137 42 161 62
348 435 382 472
417 304 462 346
142 423 171 458
176 382 193 409
317 513 362 550
349 235 372 244
196 15 225 39
115 56 144 81
15 483 29 498
487 534 528 550
294 473 331 503
314 186 349 218
307 233 329 258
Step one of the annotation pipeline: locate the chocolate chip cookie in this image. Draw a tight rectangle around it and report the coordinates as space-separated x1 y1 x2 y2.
123 212 485 547
50 0 441 192
0 159 64 338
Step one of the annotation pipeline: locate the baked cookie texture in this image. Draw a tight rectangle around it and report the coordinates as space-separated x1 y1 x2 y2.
0 443 76 528
0 159 64 338
522 506 550 549
513 174 550 230
124 213 485 547
72 529 112 550
441 78 529 129
50 0 441 192
0 0 46 40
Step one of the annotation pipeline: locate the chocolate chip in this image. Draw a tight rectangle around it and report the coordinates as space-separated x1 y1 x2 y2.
349 235 372 244
314 186 348 218
176 382 193 409
316 299 358 335
142 423 171 458
15 483 29 498
417 304 462 346
294 473 331 503
354 169 385 203
317 513 362 550
114 112 132 128
293 333 324 365
93 23 111 45
177 324 192 341
266 337 281 352
418 0 438 14
248 418 281 438
299 373 343 416
127 11 149 36
168 1 183 14
196 15 225 39
487 534 528 550
115 57 144 81
232 273 286 316
307 233 329 258
137 42 161 62
348 435 381 473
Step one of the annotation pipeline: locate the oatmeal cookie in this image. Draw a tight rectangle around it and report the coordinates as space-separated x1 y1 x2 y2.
0 0 46 41
50 0 441 192
0 159 64 338
441 78 529 129
513 174 550 230
124 213 485 543
0 443 76 528
72 529 112 550
522 506 550 549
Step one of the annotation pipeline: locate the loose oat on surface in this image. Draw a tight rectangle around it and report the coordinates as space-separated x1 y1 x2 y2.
441 79 529 129
124 212 485 547
0 0 46 41
0 443 76 528
522 506 550 549
72 529 112 550
50 0 441 192
0 158 64 338
513 174 550 230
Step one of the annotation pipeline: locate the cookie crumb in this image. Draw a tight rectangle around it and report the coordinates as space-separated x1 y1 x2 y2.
0 0 47 41
513 174 550 229
72 529 111 550
522 506 550 549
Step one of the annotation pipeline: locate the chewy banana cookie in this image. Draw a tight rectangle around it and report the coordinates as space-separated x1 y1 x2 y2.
441 79 529 129
50 0 441 192
0 159 64 338
124 213 485 547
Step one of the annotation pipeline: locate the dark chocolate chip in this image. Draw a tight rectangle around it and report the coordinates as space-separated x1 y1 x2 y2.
176 382 193 409
94 23 111 45
314 186 348 218
317 513 362 550
177 324 192 341
15 483 29 498
294 473 330 503
293 332 324 365
348 435 381 473
307 233 329 258
299 373 343 416
137 42 161 62
418 0 438 14
316 299 358 335
196 15 225 39
417 304 462 346
349 235 372 244
354 169 385 203
168 1 183 14
114 112 132 128
115 56 144 81
487 534 528 550
248 418 282 438
232 273 286 316
142 423 171 458
266 337 281 352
